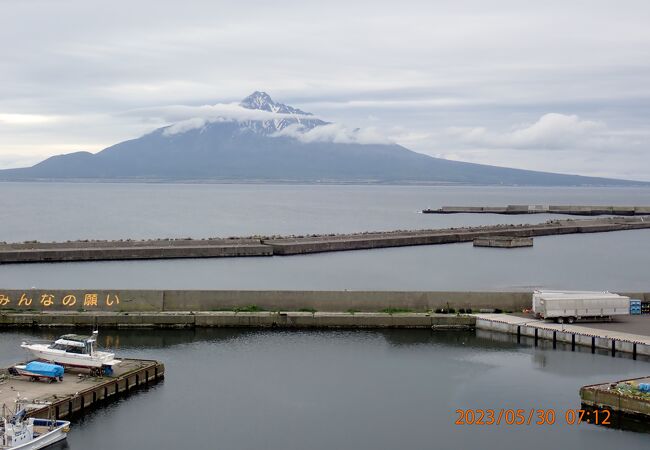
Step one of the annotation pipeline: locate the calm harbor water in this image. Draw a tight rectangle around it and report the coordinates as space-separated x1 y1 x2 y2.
0 183 650 291
1 184 649 447
1 328 648 450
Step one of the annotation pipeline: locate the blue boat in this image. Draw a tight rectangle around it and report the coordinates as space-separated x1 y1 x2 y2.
8 361 64 382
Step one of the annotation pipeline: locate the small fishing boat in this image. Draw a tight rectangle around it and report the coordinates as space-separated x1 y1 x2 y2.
1 407 70 449
8 362 64 383
21 331 120 376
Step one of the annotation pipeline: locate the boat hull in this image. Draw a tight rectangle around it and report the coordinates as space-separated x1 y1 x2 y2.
21 344 117 369
9 366 61 382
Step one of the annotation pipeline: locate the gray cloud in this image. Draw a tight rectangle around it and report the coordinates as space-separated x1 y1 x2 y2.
273 123 390 145
447 114 607 150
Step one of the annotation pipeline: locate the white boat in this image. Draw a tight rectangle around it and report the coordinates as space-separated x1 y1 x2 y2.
21 331 120 375
1 408 70 449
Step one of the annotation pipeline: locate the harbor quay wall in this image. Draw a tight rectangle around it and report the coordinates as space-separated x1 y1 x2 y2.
161 290 536 312
0 311 475 329
0 289 551 313
0 289 648 320
1 217 649 263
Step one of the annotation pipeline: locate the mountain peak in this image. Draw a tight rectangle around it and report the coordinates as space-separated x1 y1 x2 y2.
237 91 327 135
240 91 311 116
240 91 276 111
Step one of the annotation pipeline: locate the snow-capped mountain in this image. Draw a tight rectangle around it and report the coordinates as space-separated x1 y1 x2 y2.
238 91 327 135
0 91 644 185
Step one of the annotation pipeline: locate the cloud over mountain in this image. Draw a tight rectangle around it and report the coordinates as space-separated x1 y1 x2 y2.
0 92 644 186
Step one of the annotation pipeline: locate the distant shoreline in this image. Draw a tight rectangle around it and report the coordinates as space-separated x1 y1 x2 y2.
1 178 649 187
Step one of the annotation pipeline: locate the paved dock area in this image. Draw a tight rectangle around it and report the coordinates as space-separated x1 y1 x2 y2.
507 312 650 338
0 359 162 418
476 313 650 344
474 313 650 357
576 315 650 337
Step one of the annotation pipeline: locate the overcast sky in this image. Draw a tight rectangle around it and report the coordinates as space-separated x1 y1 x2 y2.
1 0 649 180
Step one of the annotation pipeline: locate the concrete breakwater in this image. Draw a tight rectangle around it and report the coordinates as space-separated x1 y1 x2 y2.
0 238 272 263
423 205 650 215
1 216 649 263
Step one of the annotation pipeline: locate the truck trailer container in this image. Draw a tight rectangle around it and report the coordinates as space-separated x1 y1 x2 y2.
532 290 630 323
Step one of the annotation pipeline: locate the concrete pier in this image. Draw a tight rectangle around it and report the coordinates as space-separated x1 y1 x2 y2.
0 358 165 420
1 216 649 263
474 314 650 357
423 205 650 215
580 376 650 420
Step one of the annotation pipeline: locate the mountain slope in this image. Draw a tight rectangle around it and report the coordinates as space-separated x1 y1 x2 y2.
0 92 644 185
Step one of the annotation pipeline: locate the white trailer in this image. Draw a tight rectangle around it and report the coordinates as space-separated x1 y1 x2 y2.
532 290 630 324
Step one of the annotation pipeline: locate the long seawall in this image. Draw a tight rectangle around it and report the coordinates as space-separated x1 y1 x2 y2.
1 216 649 263
1 289 648 328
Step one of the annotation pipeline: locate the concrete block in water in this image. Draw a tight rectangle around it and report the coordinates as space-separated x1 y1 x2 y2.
473 236 533 248
612 206 636 215
505 205 530 214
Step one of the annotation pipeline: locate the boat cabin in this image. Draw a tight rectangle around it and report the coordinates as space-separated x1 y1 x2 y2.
48 333 96 356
